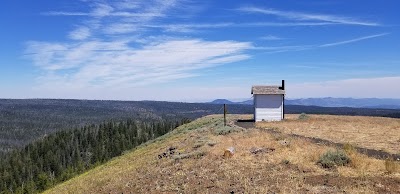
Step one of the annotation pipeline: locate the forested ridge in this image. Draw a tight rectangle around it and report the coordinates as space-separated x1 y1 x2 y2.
286 105 400 118
0 99 253 153
0 118 190 193
1 99 400 154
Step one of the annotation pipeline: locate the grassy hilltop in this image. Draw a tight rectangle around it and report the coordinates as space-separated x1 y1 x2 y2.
45 114 399 194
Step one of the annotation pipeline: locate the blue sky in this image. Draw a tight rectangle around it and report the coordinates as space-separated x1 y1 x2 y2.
1 0 399 101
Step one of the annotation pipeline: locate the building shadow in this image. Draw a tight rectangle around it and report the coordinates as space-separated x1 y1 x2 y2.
235 119 255 129
236 119 255 122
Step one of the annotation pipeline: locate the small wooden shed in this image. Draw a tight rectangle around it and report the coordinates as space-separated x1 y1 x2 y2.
251 80 285 122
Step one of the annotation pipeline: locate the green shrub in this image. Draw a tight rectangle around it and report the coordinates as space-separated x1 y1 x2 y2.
317 150 350 169
172 150 206 161
214 126 241 135
298 113 309 120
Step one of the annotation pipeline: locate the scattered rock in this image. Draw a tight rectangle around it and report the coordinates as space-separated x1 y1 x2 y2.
224 147 235 158
375 182 384 188
250 147 264 154
168 147 176 151
250 147 275 154
158 146 178 159
279 139 290 146
297 166 312 173
207 141 217 147
193 143 203 149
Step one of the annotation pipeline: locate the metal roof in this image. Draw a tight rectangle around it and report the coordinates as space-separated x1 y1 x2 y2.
251 85 285 95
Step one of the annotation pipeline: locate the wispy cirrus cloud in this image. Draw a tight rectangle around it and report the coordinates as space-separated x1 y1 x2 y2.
42 0 179 38
260 35 284 41
319 33 389 47
142 22 340 33
43 11 165 17
28 0 388 97
68 26 91 40
240 22 338 27
237 6 379 26
255 33 388 53
42 11 88 16
143 23 234 33
32 0 247 90
139 20 376 34
44 2 375 38
26 39 252 89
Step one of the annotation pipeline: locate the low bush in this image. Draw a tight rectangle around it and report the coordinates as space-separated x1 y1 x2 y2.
173 150 206 161
317 150 350 169
214 126 241 135
298 113 309 120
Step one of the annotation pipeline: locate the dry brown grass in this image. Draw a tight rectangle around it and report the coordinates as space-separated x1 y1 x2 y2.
45 115 400 194
257 114 400 154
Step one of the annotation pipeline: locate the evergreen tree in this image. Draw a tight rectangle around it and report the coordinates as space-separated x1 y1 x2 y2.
0 117 190 193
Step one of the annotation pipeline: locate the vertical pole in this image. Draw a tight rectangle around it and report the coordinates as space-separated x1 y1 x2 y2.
283 95 285 120
224 104 227 126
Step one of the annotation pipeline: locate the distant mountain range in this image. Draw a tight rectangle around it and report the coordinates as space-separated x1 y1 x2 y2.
209 98 400 109
210 99 253 105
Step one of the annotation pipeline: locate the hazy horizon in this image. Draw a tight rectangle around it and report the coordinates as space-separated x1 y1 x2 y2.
2 96 400 105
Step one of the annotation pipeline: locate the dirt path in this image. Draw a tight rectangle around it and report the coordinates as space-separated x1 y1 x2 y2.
235 120 400 161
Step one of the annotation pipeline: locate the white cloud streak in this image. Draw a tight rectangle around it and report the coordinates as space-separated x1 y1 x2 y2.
27 1 389 100
43 11 165 17
144 23 234 33
142 22 340 33
239 22 338 27
260 35 284 40
36 0 248 91
319 33 389 47
68 26 91 40
42 0 176 38
237 6 379 26
26 39 252 89
42 11 89 16
254 33 388 53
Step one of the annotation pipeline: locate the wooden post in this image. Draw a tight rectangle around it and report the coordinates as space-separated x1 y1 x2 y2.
283 95 285 120
224 104 227 126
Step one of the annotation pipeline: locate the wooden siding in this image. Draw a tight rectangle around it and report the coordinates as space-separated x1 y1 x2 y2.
254 94 283 122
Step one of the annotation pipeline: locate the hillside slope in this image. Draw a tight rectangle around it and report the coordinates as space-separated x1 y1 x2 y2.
45 115 399 194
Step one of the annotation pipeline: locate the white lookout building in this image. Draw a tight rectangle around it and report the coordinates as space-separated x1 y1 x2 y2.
251 80 285 122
